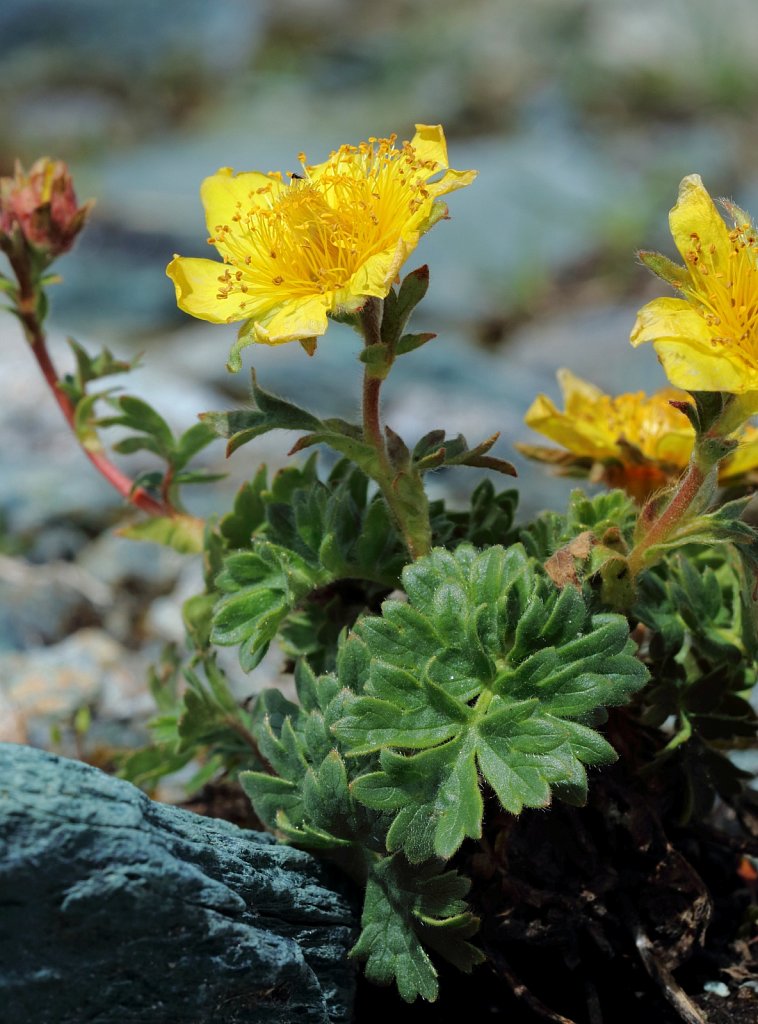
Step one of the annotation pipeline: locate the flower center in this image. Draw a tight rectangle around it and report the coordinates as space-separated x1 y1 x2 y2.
686 227 758 362
211 137 437 307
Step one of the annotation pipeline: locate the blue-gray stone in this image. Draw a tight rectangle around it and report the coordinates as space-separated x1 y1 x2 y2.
0 744 356 1023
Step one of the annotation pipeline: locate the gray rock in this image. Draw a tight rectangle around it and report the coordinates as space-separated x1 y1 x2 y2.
0 554 108 651
0 743 356 1023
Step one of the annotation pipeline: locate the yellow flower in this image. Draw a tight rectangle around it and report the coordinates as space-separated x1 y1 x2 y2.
517 369 758 501
722 423 758 481
167 125 476 361
631 174 758 407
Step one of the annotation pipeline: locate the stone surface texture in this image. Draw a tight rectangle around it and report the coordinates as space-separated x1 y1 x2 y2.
0 744 356 1023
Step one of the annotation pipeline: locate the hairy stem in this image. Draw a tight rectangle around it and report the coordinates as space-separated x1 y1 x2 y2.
627 458 708 579
360 297 430 560
17 281 173 518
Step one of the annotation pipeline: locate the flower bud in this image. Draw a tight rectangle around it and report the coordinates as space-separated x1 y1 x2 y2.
0 158 92 264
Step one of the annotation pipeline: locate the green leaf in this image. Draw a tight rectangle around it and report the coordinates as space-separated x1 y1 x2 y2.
212 542 326 670
351 853 482 1003
118 514 204 554
177 660 256 756
635 542 758 771
98 395 174 456
220 465 269 547
337 543 649 860
413 430 516 477
644 496 758 571
240 771 302 831
396 332 436 356
201 369 322 455
64 338 138 402
173 420 217 470
182 592 215 650
211 459 405 671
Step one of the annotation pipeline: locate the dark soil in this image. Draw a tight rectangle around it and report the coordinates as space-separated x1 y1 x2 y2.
353 758 758 1024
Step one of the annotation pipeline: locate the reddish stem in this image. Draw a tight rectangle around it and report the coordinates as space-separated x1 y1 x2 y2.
20 295 172 518
627 461 705 578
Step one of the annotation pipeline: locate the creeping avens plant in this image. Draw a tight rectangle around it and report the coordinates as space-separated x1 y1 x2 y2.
3 136 758 1007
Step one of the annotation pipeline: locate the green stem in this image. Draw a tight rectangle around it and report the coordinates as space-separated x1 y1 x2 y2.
359 297 431 560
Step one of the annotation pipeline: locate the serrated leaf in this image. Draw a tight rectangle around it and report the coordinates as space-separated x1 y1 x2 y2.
211 460 405 671
351 853 480 1003
337 543 649 859
98 395 174 455
211 542 327 668
413 429 516 477
220 465 268 547
240 771 303 831
201 368 323 455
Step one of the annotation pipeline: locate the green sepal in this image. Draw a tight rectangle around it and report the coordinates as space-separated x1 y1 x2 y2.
380 265 430 348
637 250 690 290
685 390 734 434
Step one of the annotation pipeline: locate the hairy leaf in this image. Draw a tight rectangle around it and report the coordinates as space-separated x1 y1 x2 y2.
351 854 483 1003
337 543 648 860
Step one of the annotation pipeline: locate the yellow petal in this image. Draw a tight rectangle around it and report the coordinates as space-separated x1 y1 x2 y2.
721 426 758 478
669 174 732 270
252 295 330 345
346 238 417 300
201 168 284 239
523 393 614 459
424 167 478 199
630 296 713 347
410 124 449 170
720 392 758 431
652 431 693 468
524 393 560 431
557 369 605 414
166 256 248 324
652 339 751 392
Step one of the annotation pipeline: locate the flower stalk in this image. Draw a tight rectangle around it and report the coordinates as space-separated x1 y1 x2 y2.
359 297 431 560
626 459 710 579
1 160 177 520
22 288 173 519
626 405 731 580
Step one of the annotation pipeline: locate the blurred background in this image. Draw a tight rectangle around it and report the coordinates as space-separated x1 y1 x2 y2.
2 0 758 764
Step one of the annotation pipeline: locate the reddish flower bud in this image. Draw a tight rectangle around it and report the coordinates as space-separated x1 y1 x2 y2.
0 158 93 263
